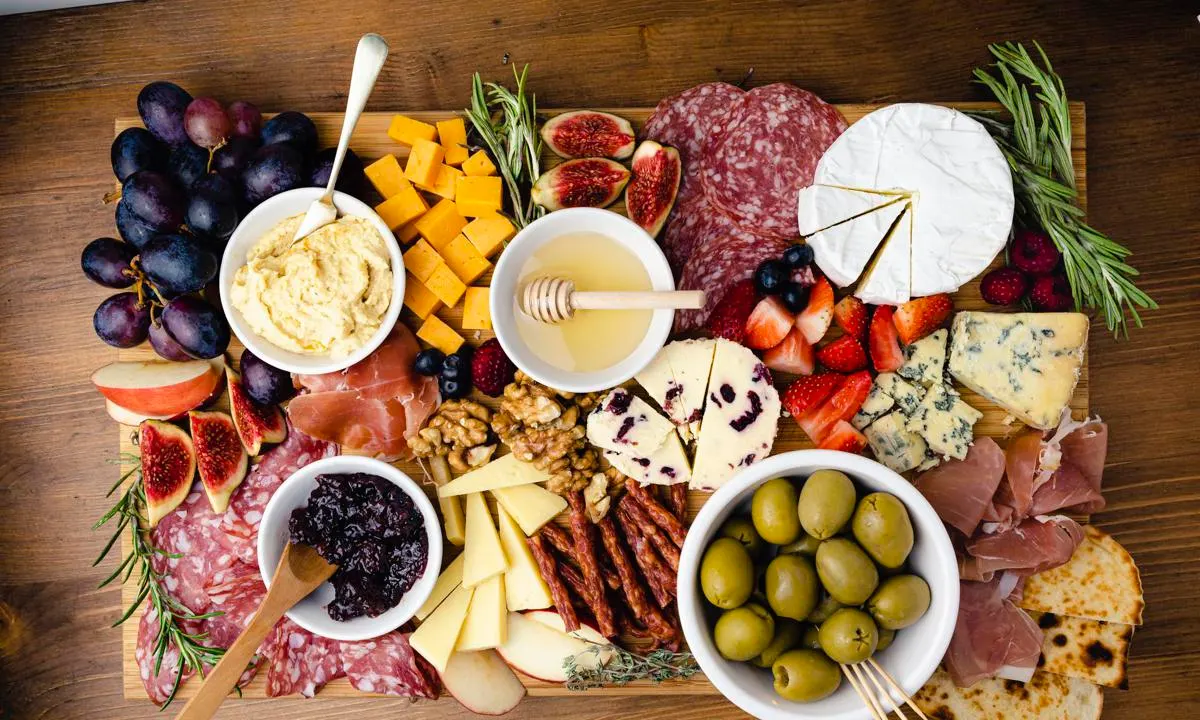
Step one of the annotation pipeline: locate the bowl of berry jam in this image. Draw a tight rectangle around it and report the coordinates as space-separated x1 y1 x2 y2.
257 455 442 641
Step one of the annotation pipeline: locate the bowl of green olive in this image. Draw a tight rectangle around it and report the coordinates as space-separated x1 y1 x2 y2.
677 450 958 720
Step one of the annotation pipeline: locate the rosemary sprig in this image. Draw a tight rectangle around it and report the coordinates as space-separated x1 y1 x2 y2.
464 64 544 229
969 41 1156 338
563 642 699 690
95 454 225 708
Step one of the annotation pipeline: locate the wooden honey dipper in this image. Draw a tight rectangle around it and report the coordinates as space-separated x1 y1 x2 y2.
520 275 705 324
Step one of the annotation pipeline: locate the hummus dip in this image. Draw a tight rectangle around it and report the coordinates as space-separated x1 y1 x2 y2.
231 213 393 357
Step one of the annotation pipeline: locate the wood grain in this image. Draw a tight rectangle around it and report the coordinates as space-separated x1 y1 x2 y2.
2 2 1199 718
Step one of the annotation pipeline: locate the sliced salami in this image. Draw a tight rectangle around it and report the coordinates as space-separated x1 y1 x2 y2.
700 84 847 238
151 488 239 613
642 82 744 191
662 192 760 275
339 632 440 699
203 563 266 649
136 605 194 706
675 232 790 332
262 617 345 698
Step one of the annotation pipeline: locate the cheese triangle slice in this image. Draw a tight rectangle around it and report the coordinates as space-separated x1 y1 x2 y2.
806 200 907 289
855 204 912 305
635 339 717 443
798 183 907 236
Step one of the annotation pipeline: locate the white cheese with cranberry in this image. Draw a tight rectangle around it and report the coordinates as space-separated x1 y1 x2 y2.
586 388 675 454
905 383 982 460
602 431 692 487
864 411 929 473
634 339 717 443
897 329 948 387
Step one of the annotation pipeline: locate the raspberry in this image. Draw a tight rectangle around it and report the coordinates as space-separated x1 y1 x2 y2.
1029 273 1074 312
980 267 1030 306
470 339 516 397
1011 229 1062 274
706 279 759 343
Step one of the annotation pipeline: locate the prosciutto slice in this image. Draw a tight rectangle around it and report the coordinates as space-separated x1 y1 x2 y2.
968 515 1085 577
915 437 1006 536
945 576 1043 687
288 325 439 461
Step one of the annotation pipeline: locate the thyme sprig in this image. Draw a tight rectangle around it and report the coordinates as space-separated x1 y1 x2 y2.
465 64 544 229
563 642 699 690
969 41 1156 338
95 453 225 708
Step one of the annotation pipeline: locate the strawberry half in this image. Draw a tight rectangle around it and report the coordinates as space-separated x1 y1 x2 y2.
781 372 844 418
818 420 868 453
795 371 872 443
868 305 904 372
893 293 953 345
796 276 834 344
816 335 868 373
745 296 794 350
832 296 869 342
706 279 759 343
762 328 814 375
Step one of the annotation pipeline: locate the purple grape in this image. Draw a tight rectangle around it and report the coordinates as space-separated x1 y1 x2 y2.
227 101 262 138
111 128 167 182
242 143 305 206
148 319 193 361
240 349 296 405
81 237 136 288
94 292 151 348
162 295 230 359
115 200 159 250
140 233 218 296
261 111 318 156
184 97 231 149
137 81 193 146
211 136 260 182
168 142 208 192
310 147 366 198
186 175 240 243
122 171 185 230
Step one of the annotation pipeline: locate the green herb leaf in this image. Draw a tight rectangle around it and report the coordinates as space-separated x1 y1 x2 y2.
464 64 544 229
563 642 699 690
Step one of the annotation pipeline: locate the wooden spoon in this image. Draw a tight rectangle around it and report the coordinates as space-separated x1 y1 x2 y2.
175 543 336 720
520 275 705 324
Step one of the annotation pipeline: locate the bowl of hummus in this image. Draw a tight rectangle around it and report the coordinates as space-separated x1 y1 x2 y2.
219 187 405 374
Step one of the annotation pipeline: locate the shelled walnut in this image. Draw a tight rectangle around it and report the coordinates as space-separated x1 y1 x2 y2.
410 399 497 473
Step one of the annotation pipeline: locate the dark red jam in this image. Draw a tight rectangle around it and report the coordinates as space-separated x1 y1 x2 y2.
289 472 429 621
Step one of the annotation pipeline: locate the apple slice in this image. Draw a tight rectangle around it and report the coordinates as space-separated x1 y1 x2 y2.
524 610 613 656
496 611 592 682
92 359 224 417
438 649 526 715
105 400 175 426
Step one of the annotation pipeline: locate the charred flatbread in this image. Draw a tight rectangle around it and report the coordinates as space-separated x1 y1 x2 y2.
1019 525 1143 625
914 668 1103 719
1032 611 1133 689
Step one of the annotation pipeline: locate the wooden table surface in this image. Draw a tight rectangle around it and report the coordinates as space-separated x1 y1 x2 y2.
1 1 1198 718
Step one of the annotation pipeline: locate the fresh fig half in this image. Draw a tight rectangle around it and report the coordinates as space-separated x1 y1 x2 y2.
139 419 196 527
227 370 287 456
541 110 636 160
532 158 631 212
189 410 248 513
625 140 682 238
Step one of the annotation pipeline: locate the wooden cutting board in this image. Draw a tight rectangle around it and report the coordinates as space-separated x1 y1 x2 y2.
115 102 1087 701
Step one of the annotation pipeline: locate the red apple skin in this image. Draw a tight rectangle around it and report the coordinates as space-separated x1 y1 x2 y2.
438 649 526 715
92 359 225 416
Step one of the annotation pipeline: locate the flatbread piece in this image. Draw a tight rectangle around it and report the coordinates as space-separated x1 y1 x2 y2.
1019 525 1144 625
914 668 1103 720
1032 611 1133 689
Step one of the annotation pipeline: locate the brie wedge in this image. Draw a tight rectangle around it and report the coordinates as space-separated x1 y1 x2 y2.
798 184 905 236
804 200 907 289
855 204 912 305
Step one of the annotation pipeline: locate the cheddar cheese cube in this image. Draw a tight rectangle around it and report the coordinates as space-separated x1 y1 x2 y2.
424 163 464 201
417 314 465 355
462 213 515 258
405 138 445 189
462 287 491 330
403 239 444 283
398 218 421 243
375 182 429 231
437 117 470 166
442 234 492 285
455 176 503 218
403 273 443 320
426 262 467 307
415 199 469 252
387 114 438 146
462 150 497 177
363 154 408 199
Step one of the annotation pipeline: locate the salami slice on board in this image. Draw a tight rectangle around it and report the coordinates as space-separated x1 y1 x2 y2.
642 82 744 193
135 604 259 706
662 192 762 275
151 488 239 613
262 617 345 698
339 631 440 698
675 232 791 332
203 563 266 649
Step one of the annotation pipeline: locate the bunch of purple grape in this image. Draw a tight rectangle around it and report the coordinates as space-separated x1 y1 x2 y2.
86 80 370 361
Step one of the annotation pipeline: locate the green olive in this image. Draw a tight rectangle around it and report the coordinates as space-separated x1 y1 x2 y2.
719 515 766 557
800 623 822 650
875 627 896 652
752 478 802 545
851 492 914 569
798 469 856 540
700 537 755 609
867 574 932 630
713 602 775 661
818 608 879 664
805 593 845 624
815 537 879 605
772 649 841 702
764 553 820 621
779 532 822 557
751 618 804 668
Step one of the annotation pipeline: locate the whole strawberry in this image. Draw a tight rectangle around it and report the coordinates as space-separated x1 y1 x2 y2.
980 267 1030 306
706 279 759 343
471 339 516 396
1011 229 1062 274
1029 273 1074 312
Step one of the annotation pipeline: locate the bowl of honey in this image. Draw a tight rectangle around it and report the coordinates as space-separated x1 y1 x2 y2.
490 208 676 393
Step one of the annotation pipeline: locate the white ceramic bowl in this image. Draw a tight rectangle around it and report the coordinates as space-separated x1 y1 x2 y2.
219 187 405 375
678 450 959 720
489 208 675 393
257 455 442 641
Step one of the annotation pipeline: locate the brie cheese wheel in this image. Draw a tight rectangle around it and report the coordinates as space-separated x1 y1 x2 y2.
804 200 906 289
798 184 904 236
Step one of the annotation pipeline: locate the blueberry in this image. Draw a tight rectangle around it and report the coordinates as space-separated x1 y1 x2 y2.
414 348 445 376
782 243 814 268
754 259 788 295
440 376 469 399
780 282 810 312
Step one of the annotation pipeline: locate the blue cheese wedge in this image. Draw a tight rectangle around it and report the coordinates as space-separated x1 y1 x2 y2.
851 382 896 430
689 340 781 491
906 384 982 460
635 339 716 443
602 431 692 487
898 329 948 387
948 312 1088 429
864 411 929 473
586 388 675 454
874 372 926 416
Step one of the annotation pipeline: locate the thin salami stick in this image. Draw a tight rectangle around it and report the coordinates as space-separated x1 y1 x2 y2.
542 523 621 590
528 533 580 632
626 481 689 547
668 483 689 522
567 493 618 638
620 495 681 571
615 501 675 608
598 517 675 642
